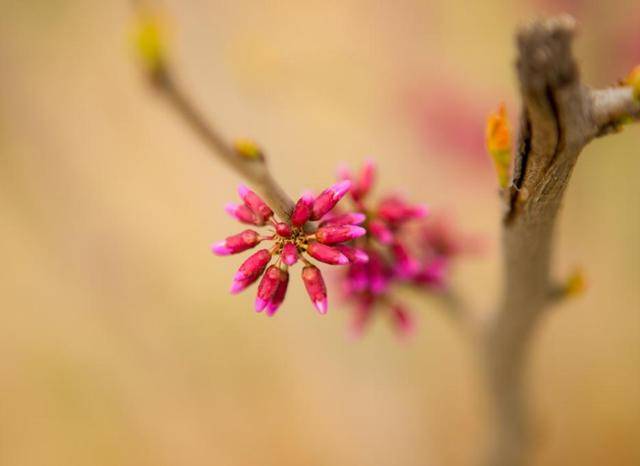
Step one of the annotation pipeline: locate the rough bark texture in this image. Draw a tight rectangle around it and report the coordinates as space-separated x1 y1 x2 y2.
480 16 639 466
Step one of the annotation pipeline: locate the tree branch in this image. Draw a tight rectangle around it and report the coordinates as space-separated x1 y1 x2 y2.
591 87 640 136
149 69 295 220
481 15 639 466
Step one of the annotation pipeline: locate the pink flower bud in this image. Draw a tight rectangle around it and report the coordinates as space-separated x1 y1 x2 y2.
415 257 448 288
368 252 390 294
345 263 369 293
392 242 420 277
238 184 273 222
266 269 289 316
320 212 366 227
369 219 394 245
255 265 281 312
356 160 375 200
212 229 260 255
306 242 349 265
378 196 428 224
390 304 414 338
291 192 314 227
315 225 366 244
347 160 375 201
334 245 369 264
275 222 292 238
224 203 261 225
230 277 255 294
301 265 328 314
311 180 351 220
234 249 271 282
281 243 299 265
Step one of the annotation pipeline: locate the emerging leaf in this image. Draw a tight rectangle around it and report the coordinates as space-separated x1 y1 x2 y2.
564 268 586 298
132 9 169 73
234 139 263 160
625 65 640 101
485 103 512 189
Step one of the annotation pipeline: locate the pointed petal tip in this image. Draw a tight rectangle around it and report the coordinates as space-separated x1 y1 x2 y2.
355 250 369 263
237 184 249 198
351 226 367 238
337 254 350 265
350 212 367 224
211 241 230 255
300 190 315 201
224 203 237 214
230 280 245 294
255 297 267 312
332 179 352 198
314 299 328 314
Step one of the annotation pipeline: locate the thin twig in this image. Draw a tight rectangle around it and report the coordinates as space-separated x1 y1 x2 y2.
150 69 295 220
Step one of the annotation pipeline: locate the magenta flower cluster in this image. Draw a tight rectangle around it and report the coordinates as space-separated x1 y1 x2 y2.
338 161 472 337
212 161 475 335
212 182 368 315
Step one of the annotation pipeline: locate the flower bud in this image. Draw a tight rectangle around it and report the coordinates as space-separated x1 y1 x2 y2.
266 269 289 316
311 180 351 220
320 212 366 227
369 219 394 245
225 203 261 225
378 196 428 224
275 222 292 237
345 263 369 292
212 229 260 255
368 252 390 294
353 160 375 201
234 249 271 282
281 243 299 266
301 265 328 314
392 241 420 277
415 257 448 288
230 277 255 294
238 184 273 222
315 225 366 244
306 242 349 265
255 265 281 312
291 192 314 227
334 245 369 264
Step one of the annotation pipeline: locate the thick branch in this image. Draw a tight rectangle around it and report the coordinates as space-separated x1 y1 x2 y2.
481 16 638 466
150 70 295 220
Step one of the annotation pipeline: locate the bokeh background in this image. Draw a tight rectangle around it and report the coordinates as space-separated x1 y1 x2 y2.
1 0 638 465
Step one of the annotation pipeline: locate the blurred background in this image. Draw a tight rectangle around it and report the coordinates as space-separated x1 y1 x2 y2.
1 0 638 465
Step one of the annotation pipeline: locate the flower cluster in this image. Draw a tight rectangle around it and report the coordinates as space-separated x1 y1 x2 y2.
337 162 471 337
212 182 368 315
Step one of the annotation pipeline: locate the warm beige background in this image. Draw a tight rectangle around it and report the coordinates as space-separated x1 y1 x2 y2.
1 1 638 465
